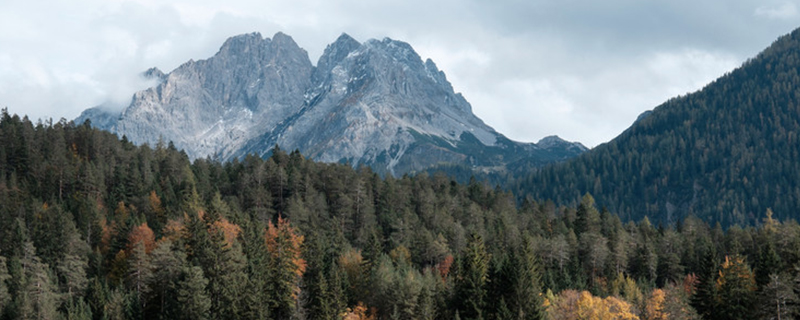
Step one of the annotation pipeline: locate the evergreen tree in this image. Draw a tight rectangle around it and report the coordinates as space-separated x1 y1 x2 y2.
715 255 756 320
455 234 490 320
16 242 60 320
757 273 795 320
265 216 306 319
176 266 212 320
510 238 546 320
0 256 10 316
147 240 186 319
755 240 781 289
574 194 600 236
64 297 93 320
691 243 717 320
127 241 152 311
57 232 89 300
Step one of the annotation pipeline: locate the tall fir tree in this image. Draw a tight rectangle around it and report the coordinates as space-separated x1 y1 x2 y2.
265 216 306 319
691 242 718 320
455 234 490 320
0 256 10 316
177 266 211 320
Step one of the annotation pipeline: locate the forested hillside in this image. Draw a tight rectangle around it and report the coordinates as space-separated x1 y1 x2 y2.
2 110 800 319
516 27 800 227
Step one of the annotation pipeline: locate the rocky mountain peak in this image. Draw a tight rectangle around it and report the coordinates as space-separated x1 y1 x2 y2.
313 33 362 83
77 31 586 176
537 135 587 151
363 37 424 69
141 67 166 82
218 32 265 57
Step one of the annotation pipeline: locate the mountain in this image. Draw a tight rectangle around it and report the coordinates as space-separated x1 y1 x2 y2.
76 32 585 176
516 27 800 227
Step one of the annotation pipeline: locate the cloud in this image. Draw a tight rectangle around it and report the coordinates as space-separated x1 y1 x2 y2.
756 2 799 20
0 0 798 146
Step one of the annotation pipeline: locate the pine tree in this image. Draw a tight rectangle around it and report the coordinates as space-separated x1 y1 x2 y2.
755 240 781 289
146 240 186 319
455 234 490 320
127 241 152 313
715 255 756 320
691 243 717 320
103 288 132 320
574 193 600 236
0 256 10 316
265 216 306 319
302 236 337 320
511 238 546 320
17 242 60 320
57 232 89 300
64 297 93 320
757 273 795 320
177 266 212 320
415 278 437 320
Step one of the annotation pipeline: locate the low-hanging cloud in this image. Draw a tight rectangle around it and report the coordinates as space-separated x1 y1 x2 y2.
1 0 798 146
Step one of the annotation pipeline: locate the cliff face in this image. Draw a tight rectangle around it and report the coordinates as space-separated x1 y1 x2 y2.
77 32 586 176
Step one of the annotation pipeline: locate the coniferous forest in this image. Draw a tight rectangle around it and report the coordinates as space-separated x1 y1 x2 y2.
515 28 800 228
1 107 800 320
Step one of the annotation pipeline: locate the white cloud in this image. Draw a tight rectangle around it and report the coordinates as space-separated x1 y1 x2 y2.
0 0 798 146
756 2 799 20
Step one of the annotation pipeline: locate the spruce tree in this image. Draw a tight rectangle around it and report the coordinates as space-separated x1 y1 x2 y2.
176 266 212 320
147 240 186 319
512 238 546 320
0 256 10 316
691 243 718 320
17 242 60 320
265 217 306 319
756 240 781 289
455 234 490 320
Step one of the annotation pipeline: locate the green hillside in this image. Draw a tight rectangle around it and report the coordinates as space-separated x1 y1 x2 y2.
517 27 800 227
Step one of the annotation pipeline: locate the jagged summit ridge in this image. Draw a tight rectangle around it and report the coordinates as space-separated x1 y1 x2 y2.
77 32 585 176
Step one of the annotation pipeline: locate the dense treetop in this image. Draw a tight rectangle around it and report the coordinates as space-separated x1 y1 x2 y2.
1 108 800 319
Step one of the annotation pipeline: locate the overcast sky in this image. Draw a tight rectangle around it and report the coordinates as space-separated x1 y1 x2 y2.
1 0 798 147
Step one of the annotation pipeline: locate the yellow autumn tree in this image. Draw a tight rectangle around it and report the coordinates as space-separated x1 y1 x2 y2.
549 290 639 320
341 302 376 320
644 288 667 320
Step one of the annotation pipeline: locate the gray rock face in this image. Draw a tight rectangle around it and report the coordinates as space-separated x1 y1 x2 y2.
78 32 586 175
109 32 313 159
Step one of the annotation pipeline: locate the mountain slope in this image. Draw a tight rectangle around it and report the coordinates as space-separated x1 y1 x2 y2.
517 27 800 226
77 32 585 176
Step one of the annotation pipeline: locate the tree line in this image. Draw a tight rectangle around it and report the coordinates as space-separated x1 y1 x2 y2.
0 110 799 319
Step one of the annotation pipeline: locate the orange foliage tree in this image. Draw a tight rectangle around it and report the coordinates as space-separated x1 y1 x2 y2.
127 222 156 254
210 218 241 248
436 254 454 281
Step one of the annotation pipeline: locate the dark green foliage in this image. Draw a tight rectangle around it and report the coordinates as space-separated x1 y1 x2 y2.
516 27 800 227
454 234 490 320
0 256 10 317
2 105 800 319
691 244 718 320
176 266 211 320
